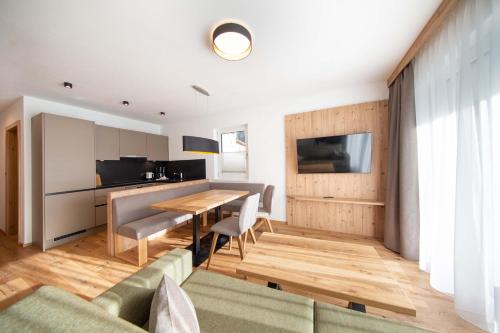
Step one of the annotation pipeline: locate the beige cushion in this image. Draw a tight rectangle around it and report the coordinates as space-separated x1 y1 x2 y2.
210 216 240 236
255 211 270 219
221 200 244 213
117 212 192 240
149 274 200 333
112 182 210 232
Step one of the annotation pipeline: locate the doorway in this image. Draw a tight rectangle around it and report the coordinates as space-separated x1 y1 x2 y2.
5 122 20 241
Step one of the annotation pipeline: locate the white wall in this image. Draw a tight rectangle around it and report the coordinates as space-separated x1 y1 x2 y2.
18 96 161 244
162 82 389 222
0 98 23 235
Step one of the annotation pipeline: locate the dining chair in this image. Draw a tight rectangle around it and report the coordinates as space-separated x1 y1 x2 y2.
229 184 275 248
255 185 275 233
206 193 260 270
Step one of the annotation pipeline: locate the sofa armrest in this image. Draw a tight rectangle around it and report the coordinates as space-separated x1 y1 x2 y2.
0 286 146 333
92 248 192 327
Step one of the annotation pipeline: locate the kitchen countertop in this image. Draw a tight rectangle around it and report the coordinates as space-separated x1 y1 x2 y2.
45 179 204 196
96 179 192 190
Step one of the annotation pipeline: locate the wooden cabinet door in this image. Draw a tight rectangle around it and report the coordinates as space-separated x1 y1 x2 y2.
44 114 96 193
147 134 169 161
119 129 147 157
44 190 95 240
96 125 119 160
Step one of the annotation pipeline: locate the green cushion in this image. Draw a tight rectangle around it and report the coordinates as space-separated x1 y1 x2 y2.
181 270 314 333
0 286 145 333
314 302 434 333
92 248 192 327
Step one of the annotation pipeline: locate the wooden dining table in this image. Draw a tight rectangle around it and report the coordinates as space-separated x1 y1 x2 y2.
151 189 248 266
236 232 417 316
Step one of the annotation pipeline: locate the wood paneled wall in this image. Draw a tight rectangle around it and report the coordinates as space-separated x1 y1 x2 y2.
285 100 388 239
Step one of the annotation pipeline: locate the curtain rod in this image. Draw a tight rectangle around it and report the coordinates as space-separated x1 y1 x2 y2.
386 0 459 87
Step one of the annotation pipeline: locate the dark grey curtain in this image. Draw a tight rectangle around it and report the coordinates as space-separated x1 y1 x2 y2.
384 62 420 260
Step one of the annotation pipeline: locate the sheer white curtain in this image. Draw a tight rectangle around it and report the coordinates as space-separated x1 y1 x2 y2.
414 0 500 331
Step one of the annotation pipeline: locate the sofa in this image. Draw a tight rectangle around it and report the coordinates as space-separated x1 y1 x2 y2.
0 248 433 333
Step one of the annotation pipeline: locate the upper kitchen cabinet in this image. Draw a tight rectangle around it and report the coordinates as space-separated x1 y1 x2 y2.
42 113 96 193
147 134 169 161
119 129 147 157
95 125 120 160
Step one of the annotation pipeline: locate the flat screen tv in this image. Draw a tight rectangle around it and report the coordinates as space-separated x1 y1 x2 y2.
296 133 372 174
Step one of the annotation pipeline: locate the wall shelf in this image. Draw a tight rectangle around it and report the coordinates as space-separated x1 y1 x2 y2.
288 195 385 207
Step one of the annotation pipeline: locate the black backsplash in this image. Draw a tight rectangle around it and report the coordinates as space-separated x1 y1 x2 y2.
159 159 206 181
96 158 206 185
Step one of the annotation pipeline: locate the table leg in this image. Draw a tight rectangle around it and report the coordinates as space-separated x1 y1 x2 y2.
187 208 230 267
192 214 201 256
267 282 282 290
214 206 221 222
347 302 366 313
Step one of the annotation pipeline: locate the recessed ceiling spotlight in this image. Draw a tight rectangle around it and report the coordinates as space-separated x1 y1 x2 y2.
121 100 130 106
211 21 252 61
63 82 73 89
160 112 166 116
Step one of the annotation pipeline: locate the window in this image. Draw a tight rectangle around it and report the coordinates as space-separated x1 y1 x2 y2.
218 125 248 180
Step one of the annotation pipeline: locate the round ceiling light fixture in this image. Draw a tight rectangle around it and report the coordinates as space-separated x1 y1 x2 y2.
211 21 252 61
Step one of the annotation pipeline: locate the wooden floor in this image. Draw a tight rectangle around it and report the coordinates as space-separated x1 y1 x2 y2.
0 222 482 333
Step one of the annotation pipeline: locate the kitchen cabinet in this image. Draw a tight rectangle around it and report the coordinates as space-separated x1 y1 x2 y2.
32 113 96 250
147 134 169 161
44 191 95 240
43 113 95 193
96 125 120 160
119 129 147 157
95 205 107 226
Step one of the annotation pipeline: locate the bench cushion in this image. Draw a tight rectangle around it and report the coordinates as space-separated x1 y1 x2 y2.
112 182 210 232
0 286 146 333
221 199 244 213
117 212 192 240
181 270 314 333
314 302 434 333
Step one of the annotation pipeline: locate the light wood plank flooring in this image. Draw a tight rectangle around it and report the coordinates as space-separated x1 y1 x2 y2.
0 222 482 333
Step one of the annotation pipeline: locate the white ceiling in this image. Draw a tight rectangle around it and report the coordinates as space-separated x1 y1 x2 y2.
0 0 440 123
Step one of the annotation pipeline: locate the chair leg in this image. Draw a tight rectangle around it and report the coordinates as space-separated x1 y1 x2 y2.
137 238 148 266
249 227 257 244
253 219 264 231
236 235 245 260
229 236 233 250
206 232 219 270
265 217 274 233
243 231 248 250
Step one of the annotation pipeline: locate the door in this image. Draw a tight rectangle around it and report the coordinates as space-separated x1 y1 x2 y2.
5 122 20 238
217 125 249 180
44 114 96 193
